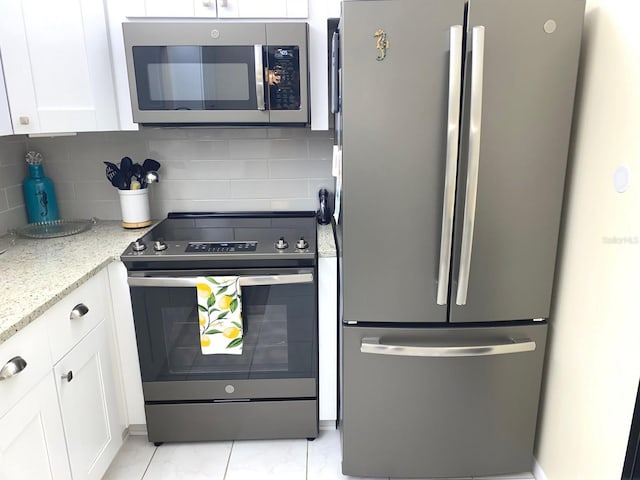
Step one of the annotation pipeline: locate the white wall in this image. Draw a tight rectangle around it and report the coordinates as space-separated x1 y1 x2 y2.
535 1 640 478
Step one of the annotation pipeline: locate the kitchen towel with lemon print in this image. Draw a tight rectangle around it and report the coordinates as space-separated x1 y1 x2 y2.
196 276 243 355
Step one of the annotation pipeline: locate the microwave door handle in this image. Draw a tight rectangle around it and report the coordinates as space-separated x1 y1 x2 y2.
436 25 463 306
127 273 314 288
254 45 266 111
455 25 485 306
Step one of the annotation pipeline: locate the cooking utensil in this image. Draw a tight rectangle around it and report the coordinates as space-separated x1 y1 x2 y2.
142 158 161 173
120 156 133 189
130 163 144 184
144 171 159 187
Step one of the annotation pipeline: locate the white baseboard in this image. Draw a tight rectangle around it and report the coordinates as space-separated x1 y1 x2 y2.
319 420 337 430
127 424 148 436
533 457 548 480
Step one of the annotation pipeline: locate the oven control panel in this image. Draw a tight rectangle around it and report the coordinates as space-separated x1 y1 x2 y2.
185 241 257 253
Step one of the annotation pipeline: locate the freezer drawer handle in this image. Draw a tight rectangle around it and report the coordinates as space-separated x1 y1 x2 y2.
127 273 313 288
360 336 535 357
456 25 486 306
436 25 464 305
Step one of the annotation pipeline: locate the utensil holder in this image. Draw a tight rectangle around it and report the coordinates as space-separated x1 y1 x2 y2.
118 189 151 228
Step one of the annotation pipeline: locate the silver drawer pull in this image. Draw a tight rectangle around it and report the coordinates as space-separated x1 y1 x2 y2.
361 337 535 357
70 303 89 320
61 370 73 383
0 356 27 380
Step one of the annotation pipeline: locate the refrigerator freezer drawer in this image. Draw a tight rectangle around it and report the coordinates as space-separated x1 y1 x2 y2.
341 323 547 478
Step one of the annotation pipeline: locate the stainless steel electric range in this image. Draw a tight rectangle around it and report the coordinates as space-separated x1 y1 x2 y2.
121 212 318 445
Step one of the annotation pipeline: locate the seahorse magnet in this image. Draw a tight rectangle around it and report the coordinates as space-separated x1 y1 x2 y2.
374 29 389 61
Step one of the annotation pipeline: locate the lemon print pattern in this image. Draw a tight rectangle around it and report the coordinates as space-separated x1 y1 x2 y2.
196 276 243 355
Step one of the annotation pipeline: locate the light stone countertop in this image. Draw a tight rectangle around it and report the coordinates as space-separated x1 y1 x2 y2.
0 219 336 346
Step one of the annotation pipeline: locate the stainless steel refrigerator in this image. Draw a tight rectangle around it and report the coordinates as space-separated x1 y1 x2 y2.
335 0 585 477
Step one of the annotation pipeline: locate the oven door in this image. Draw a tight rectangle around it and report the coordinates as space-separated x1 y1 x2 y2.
127 268 317 402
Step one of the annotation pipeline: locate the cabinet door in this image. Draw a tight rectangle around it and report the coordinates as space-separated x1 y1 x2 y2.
55 321 122 480
0 0 118 134
0 59 12 136
0 374 72 480
217 0 308 18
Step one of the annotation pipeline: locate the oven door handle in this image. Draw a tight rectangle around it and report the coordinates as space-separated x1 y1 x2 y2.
127 273 314 288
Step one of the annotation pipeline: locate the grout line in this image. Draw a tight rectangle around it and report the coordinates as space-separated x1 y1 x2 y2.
223 441 235 480
140 444 159 480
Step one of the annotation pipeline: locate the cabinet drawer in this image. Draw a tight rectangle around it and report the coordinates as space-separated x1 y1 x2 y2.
0 320 52 418
47 270 107 362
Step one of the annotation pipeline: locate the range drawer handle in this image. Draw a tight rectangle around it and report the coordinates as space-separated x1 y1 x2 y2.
360 337 536 358
70 303 89 320
0 356 27 381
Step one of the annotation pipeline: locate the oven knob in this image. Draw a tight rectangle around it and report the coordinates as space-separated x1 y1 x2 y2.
153 240 168 252
132 240 146 252
275 237 289 250
296 237 309 250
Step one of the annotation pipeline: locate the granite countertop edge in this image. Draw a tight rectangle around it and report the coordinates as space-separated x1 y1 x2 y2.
0 220 337 347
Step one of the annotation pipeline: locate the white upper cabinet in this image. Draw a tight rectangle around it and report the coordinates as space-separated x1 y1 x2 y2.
0 59 12 136
124 0 307 18
0 0 119 135
217 0 308 18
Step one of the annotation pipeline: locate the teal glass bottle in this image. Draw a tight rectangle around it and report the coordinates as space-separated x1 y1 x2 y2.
23 163 59 223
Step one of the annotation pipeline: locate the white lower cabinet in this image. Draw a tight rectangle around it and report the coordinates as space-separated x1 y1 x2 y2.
0 269 123 480
0 375 72 480
318 255 338 423
55 320 122 480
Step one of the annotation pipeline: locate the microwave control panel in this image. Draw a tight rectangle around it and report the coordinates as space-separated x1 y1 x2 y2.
266 46 301 111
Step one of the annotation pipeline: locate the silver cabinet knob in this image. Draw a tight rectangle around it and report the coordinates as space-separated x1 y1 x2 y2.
61 370 73 383
0 356 27 381
70 303 89 320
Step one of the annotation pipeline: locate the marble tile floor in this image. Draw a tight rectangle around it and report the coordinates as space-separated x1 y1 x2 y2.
103 429 535 480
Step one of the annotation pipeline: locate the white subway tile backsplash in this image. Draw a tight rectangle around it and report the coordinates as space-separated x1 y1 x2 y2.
75 181 120 202
0 191 8 212
229 179 309 199
0 127 333 233
149 139 230 161
6 186 23 209
163 160 269 180
0 164 26 189
156 180 230 200
270 160 332 179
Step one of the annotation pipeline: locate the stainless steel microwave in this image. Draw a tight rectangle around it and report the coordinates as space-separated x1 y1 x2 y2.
122 22 309 125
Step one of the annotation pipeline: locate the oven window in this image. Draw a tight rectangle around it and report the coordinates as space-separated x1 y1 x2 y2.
131 281 317 381
132 45 259 111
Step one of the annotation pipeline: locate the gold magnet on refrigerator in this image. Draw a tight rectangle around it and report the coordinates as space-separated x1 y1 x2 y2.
374 29 389 61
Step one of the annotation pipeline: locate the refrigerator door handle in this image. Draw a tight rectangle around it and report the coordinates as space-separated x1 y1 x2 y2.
360 336 536 357
436 25 464 306
455 25 485 306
